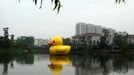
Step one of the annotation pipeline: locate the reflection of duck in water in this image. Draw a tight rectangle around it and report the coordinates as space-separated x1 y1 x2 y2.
48 36 71 55
48 56 71 74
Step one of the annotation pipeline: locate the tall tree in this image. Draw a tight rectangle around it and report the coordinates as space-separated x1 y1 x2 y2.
3 27 9 39
99 29 110 49
112 32 128 49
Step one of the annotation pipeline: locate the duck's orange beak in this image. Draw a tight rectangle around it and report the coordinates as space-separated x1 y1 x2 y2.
48 42 53 46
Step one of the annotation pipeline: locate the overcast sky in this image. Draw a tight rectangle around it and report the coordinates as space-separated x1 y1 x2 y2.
0 0 134 39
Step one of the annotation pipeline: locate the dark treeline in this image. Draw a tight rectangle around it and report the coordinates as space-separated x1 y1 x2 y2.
64 31 134 52
0 27 15 49
1 27 134 53
0 27 34 50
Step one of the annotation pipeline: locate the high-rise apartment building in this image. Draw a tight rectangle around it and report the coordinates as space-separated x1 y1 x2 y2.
76 22 115 35
75 22 87 35
74 22 116 44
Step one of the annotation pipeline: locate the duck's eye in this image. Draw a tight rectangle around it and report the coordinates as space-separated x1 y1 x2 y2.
52 67 55 69
53 41 55 43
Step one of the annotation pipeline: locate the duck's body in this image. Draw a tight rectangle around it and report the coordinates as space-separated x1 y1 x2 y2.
48 56 71 74
49 56 71 65
48 36 71 55
49 45 71 54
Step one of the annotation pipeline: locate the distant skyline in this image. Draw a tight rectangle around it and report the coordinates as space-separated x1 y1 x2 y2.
0 0 134 39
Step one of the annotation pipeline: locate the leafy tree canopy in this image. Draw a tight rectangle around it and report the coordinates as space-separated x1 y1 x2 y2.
19 0 125 13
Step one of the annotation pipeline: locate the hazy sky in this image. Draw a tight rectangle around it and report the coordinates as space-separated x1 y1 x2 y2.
0 0 134 39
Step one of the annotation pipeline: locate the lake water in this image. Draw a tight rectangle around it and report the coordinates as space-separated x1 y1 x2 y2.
0 52 134 75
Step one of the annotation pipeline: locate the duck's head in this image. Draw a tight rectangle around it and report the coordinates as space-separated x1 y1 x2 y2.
48 36 63 46
48 64 62 74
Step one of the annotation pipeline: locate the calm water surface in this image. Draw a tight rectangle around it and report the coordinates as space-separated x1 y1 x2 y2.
0 52 134 75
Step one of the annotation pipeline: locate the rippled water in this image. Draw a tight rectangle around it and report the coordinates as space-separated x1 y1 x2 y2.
0 52 134 75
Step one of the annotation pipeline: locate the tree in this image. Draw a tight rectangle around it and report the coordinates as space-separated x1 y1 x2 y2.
116 0 125 4
3 27 9 39
0 27 12 48
0 27 15 48
112 32 128 49
99 29 110 49
19 0 125 13
10 34 14 40
19 0 62 13
63 38 71 45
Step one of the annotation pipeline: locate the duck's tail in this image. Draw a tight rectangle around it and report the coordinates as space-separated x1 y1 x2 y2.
66 46 71 53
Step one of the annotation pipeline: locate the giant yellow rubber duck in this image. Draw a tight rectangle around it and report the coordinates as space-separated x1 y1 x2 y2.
48 36 71 55
48 56 71 74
